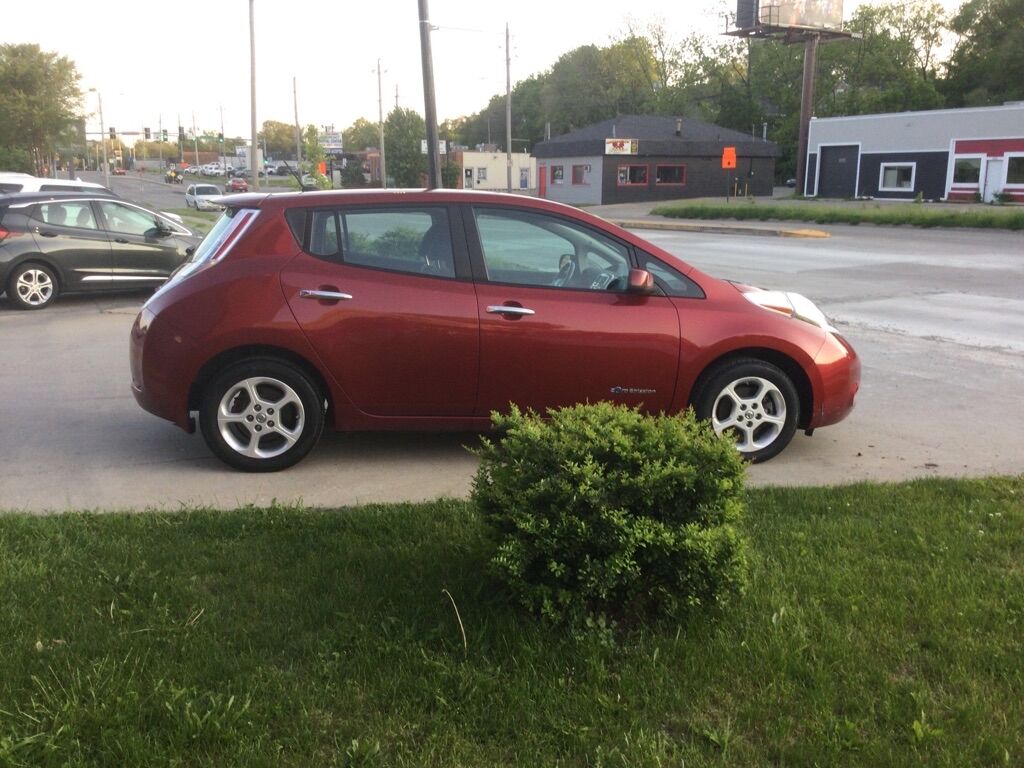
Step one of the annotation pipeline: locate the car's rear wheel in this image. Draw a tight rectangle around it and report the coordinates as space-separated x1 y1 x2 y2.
8 262 58 310
694 358 799 463
200 358 325 472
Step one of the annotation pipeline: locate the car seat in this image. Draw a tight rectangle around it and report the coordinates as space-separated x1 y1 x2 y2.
417 221 454 276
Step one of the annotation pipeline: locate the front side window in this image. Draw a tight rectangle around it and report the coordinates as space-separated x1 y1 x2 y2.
98 201 161 236
333 208 455 278
879 163 914 191
953 157 982 185
473 207 630 292
656 165 686 185
617 165 648 186
1006 156 1024 185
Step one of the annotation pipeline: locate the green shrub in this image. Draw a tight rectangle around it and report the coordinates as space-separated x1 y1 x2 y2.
471 403 749 627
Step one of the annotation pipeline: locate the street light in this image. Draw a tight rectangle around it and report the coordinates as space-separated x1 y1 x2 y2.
88 88 110 189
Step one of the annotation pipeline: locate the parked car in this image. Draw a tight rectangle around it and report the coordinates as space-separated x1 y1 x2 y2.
184 166 201 175
1 191 200 310
184 184 224 210
130 190 860 472
226 177 249 193
113 167 127 176
0 173 113 195
200 164 224 177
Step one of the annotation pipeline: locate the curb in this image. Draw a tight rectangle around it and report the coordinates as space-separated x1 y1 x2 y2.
609 218 830 239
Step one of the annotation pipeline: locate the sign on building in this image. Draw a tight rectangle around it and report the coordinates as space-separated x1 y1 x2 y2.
420 140 448 155
605 138 639 155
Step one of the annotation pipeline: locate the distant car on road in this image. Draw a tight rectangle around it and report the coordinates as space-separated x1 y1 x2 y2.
1 191 199 310
184 166 201 175
184 183 225 211
113 167 127 176
226 177 249 193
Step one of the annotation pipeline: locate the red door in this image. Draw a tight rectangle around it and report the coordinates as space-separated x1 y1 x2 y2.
474 284 679 416
538 164 547 198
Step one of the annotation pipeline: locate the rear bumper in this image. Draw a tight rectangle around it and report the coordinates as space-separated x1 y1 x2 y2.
129 308 196 432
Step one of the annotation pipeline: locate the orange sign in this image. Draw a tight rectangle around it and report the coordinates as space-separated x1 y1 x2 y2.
721 147 737 169
317 161 327 175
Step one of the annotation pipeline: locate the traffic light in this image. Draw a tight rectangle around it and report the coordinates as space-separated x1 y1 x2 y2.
109 127 116 139
162 129 168 142
218 132 224 143
178 126 185 143
144 127 151 140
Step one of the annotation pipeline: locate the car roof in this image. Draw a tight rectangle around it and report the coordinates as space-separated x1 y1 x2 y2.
0 190 119 206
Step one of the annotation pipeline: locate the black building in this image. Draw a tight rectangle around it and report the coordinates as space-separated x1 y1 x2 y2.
532 115 778 205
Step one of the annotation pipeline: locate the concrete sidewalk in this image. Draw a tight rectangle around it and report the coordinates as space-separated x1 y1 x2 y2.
587 201 830 239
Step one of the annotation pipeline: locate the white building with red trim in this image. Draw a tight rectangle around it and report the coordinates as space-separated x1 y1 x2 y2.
804 102 1024 203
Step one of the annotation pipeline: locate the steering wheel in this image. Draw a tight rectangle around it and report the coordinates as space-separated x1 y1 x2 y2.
588 270 619 290
553 254 577 287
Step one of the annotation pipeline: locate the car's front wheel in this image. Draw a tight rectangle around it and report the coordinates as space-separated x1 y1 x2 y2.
7 262 58 310
694 358 799 463
199 358 325 471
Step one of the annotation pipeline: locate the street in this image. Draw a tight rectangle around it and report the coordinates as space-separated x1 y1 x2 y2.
1 221 1021 512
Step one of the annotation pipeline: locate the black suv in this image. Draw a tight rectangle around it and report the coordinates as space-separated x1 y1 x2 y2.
0 192 201 310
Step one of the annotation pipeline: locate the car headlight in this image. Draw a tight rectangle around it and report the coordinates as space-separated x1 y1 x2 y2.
742 290 836 332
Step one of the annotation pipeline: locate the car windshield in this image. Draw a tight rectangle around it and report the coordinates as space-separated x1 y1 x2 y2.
196 186 219 195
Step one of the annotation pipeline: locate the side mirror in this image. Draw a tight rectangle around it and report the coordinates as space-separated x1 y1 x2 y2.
627 268 655 294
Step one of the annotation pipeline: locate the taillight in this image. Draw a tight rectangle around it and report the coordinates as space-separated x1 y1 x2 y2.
0 226 26 242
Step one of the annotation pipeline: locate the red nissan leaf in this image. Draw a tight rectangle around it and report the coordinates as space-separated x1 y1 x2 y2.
130 190 859 471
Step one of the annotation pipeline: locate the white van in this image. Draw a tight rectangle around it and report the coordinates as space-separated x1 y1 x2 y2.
0 173 113 195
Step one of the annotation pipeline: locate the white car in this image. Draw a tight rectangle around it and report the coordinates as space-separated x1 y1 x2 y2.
184 183 225 211
200 164 225 177
0 173 113 195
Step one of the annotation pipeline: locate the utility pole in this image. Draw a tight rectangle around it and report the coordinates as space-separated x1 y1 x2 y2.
249 0 259 190
418 0 441 189
90 89 110 188
220 105 226 173
795 33 819 196
505 22 512 192
192 112 199 167
376 59 387 188
293 76 302 167
158 114 163 168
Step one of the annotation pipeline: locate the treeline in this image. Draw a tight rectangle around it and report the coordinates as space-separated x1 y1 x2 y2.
433 0 1022 178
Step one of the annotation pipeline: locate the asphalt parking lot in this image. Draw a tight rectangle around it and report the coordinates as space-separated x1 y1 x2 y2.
1 220 1022 513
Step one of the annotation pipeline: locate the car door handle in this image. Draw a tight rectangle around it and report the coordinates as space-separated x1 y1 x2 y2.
38 230 59 238
114 238 130 244
487 305 535 317
299 289 353 301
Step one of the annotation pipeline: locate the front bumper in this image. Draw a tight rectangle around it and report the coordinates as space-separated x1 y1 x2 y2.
809 331 860 428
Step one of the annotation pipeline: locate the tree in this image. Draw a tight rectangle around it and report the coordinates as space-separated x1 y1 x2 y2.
343 117 380 152
384 108 426 187
260 120 298 158
0 44 81 173
942 0 1024 106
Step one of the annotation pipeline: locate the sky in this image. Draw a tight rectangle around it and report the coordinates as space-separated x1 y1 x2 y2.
5 0 965 146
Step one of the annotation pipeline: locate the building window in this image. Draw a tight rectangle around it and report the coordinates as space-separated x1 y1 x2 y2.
1006 155 1024 185
476 167 487 182
617 164 648 186
879 162 915 191
952 157 982 185
655 165 686 185
551 165 564 184
571 164 591 185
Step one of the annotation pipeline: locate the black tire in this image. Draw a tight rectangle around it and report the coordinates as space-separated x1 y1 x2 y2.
7 262 58 310
693 358 799 463
199 358 325 472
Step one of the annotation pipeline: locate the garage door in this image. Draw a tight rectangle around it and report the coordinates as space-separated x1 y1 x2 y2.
818 145 859 198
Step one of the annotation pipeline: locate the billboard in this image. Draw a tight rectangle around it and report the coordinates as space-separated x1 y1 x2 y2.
605 138 639 155
759 0 843 30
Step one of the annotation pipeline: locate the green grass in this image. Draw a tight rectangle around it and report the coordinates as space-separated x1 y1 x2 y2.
1 477 1021 766
163 208 220 236
652 199 1024 230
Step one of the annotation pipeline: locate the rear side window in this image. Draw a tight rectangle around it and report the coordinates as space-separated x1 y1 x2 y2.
304 207 455 279
0 182 24 192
